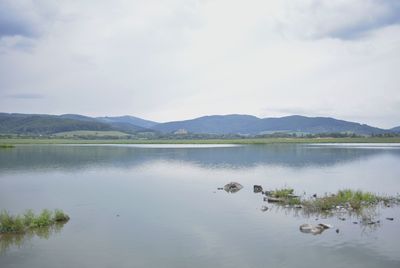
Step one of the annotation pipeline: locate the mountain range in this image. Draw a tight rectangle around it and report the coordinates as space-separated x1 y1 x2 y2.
0 112 398 136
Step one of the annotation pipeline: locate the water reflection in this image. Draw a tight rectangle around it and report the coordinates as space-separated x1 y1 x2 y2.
258 195 397 236
0 222 66 254
1 144 400 172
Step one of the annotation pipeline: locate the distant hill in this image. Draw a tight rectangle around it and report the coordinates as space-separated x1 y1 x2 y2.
391 126 400 133
0 113 112 135
96 116 158 129
0 113 154 135
152 114 260 134
0 112 395 136
153 114 389 135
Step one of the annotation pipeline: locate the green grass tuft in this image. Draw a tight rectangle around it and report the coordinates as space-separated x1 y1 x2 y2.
53 209 70 222
302 189 379 212
0 209 70 234
270 188 295 198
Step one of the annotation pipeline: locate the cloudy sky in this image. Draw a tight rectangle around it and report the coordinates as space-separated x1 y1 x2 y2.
0 0 399 128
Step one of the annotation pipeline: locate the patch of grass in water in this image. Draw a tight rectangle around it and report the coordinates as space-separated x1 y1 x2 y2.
302 189 379 212
270 188 295 198
267 188 398 213
0 209 69 234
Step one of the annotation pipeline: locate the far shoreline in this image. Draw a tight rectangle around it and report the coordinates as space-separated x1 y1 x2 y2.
1 137 400 145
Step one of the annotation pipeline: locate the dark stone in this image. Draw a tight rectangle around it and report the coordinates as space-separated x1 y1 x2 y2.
253 185 263 193
386 217 394 221
312 194 317 198
223 182 243 193
336 229 339 234
267 197 284 203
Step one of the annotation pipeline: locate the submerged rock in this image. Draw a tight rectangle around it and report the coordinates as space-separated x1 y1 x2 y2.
223 182 243 193
261 206 269 212
253 185 263 193
267 197 285 203
318 223 333 229
386 217 394 221
299 223 332 235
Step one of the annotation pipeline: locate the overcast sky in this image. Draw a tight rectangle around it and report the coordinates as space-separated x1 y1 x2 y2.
0 0 399 128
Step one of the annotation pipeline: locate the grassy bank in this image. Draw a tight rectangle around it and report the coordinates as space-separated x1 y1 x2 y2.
1 137 400 145
0 144 15 148
0 209 69 234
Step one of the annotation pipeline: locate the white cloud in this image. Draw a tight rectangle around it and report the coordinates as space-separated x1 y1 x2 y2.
0 0 399 128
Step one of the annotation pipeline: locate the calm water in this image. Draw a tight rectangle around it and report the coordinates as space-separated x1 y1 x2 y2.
0 144 400 268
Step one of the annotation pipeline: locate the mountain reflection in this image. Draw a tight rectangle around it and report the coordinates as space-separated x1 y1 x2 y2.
1 144 400 172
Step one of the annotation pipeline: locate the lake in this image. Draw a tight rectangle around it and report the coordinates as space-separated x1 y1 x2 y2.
1 144 400 268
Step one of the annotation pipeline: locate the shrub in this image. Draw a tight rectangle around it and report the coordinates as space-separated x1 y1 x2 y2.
53 209 70 222
33 209 53 227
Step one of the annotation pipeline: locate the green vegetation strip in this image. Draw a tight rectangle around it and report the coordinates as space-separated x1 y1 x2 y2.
1 137 400 144
267 188 399 212
0 209 69 234
0 144 14 148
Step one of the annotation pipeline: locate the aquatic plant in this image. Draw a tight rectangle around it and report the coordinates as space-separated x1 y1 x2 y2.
0 209 70 234
53 209 70 222
302 189 380 212
265 188 399 213
270 188 295 198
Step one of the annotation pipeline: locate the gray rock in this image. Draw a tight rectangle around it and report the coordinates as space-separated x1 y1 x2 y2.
267 197 285 203
318 223 333 229
253 185 263 193
224 182 243 193
299 224 326 235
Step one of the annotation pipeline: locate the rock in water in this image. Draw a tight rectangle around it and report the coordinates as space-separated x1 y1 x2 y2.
253 185 263 193
299 224 313 233
224 182 243 193
300 223 331 235
267 197 284 203
318 223 333 229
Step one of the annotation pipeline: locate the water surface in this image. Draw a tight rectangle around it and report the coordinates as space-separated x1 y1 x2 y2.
1 144 399 268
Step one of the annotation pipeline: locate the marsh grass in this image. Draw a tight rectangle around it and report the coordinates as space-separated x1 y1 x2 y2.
0 209 69 234
268 188 302 205
270 188 295 198
302 189 379 212
268 188 399 214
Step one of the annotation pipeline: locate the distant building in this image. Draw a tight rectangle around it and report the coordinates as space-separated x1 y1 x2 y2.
174 129 188 135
